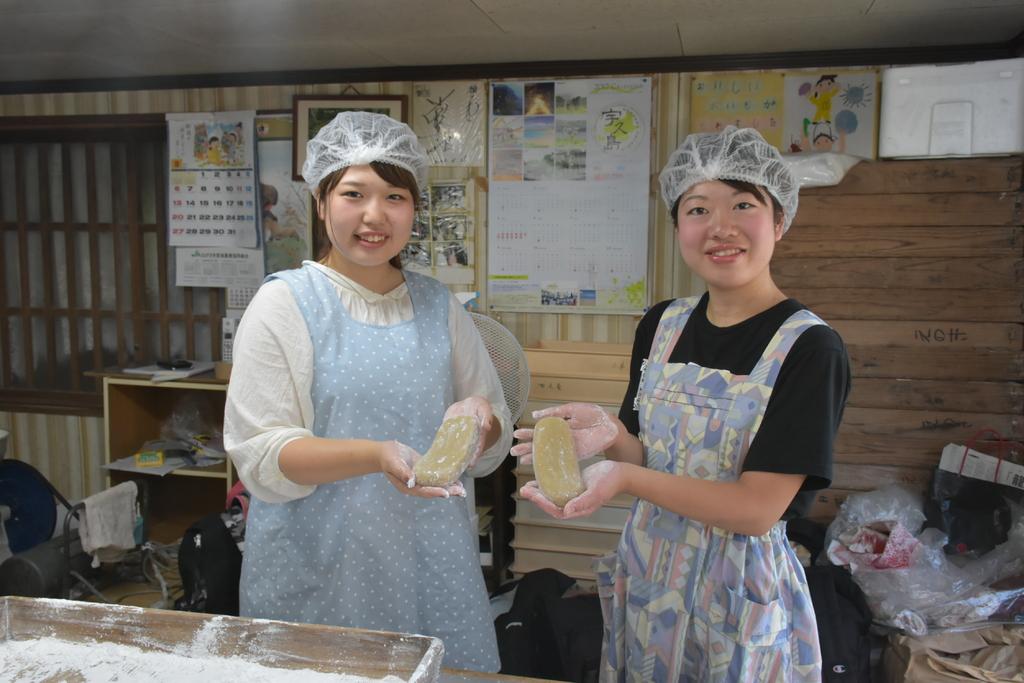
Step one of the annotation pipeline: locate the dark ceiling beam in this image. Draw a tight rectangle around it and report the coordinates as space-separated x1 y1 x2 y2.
0 39 1017 96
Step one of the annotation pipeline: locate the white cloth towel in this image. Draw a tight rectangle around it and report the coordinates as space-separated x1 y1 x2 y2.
78 481 138 567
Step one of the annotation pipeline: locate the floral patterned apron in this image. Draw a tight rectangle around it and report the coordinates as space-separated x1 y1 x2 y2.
595 296 826 682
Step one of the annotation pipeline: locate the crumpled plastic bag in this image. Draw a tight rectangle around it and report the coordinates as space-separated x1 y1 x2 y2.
159 393 225 458
825 484 926 549
825 486 1024 635
782 151 862 188
828 521 920 570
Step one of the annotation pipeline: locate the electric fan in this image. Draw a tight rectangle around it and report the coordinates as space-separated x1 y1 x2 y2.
469 312 530 425
465 312 530 535
0 459 59 557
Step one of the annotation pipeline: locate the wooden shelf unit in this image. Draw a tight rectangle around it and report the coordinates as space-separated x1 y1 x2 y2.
101 374 232 544
510 340 632 583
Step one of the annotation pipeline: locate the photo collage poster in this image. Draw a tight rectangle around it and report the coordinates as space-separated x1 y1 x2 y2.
401 180 475 285
486 77 651 313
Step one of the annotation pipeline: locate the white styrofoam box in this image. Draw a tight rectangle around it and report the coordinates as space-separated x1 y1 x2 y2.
879 58 1024 158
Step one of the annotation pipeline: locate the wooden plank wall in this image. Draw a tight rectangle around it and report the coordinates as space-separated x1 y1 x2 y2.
775 157 1024 518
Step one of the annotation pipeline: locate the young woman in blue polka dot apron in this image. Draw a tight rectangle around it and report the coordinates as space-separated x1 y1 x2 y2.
225 112 508 672
515 127 850 681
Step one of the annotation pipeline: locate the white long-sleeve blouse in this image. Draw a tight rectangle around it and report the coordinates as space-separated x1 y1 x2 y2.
224 261 513 504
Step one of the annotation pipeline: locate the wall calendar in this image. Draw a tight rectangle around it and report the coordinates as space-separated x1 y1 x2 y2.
487 77 651 313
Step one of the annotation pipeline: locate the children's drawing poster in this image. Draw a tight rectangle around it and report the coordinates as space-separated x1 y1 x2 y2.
782 70 878 157
487 77 651 314
256 113 311 274
166 111 259 249
690 73 785 148
413 81 485 166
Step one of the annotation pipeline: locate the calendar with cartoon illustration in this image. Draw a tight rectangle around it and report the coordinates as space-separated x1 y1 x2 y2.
166 111 260 249
487 77 650 313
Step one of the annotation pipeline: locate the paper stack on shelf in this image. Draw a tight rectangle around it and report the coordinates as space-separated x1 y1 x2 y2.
123 361 215 383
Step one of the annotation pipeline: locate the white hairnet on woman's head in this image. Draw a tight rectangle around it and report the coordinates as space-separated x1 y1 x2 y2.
658 126 799 232
301 111 429 193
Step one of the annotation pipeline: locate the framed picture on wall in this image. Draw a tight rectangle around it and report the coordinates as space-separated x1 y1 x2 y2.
292 95 408 180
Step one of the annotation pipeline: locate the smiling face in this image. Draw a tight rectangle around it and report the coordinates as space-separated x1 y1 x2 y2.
317 164 415 285
674 180 784 295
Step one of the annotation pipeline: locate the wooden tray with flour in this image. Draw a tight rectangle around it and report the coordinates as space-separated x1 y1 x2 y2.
0 596 442 682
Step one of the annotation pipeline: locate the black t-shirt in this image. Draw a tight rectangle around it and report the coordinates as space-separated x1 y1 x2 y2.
618 293 851 518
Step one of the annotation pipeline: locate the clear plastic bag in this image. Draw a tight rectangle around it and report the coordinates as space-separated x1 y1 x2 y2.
781 152 862 188
825 487 1024 635
157 394 225 458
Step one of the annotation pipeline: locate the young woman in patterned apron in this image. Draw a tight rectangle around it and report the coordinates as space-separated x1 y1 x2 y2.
516 126 850 681
225 112 511 672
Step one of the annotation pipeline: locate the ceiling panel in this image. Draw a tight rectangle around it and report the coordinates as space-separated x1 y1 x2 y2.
368 26 683 67
871 0 1024 10
678 7 1024 55
0 0 1019 84
475 0 874 30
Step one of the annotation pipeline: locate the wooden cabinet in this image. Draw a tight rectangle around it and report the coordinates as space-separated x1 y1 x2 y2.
101 375 232 544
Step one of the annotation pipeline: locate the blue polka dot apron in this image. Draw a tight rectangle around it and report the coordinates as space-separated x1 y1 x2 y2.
595 296 825 682
240 265 499 672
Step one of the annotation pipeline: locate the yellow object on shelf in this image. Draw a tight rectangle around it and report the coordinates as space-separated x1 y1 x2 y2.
133 450 165 468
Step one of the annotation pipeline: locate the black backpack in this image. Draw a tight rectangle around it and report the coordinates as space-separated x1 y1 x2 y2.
175 511 243 615
924 468 1015 557
494 568 603 683
787 518 874 683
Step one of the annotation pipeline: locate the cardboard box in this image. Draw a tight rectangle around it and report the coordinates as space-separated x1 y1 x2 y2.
879 58 1024 158
939 442 1024 493
883 626 1024 682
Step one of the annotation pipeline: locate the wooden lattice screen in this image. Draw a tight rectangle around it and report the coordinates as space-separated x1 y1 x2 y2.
0 115 224 415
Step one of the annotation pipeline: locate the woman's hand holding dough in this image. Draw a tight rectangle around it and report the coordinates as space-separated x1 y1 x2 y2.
511 402 619 464
442 395 494 467
520 460 623 520
379 440 466 498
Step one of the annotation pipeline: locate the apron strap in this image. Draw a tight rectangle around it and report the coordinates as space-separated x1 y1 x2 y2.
649 297 700 364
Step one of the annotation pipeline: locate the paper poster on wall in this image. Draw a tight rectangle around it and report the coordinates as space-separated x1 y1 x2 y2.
690 73 785 148
486 77 651 314
175 247 264 288
401 181 475 285
256 113 311 274
413 81 485 166
166 112 259 248
782 70 878 157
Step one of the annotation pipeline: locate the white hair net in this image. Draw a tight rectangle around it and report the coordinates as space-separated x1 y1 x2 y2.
658 126 799 232
301 111 429 194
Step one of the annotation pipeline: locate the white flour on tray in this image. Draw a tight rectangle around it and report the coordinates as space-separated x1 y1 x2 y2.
0 637 408 682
